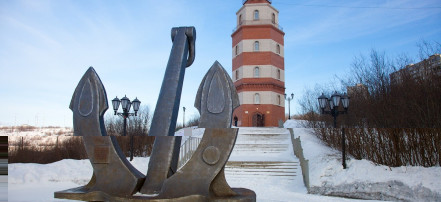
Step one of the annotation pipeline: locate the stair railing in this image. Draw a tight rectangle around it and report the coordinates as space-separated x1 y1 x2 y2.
178 136 202 169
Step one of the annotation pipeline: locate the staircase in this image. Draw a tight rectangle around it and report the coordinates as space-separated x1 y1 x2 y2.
225 128 307 199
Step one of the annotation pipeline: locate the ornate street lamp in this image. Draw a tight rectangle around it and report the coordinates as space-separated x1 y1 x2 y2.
318 91 350 169
112 95 141 161
183 107 186 128
318 92 349 128
341 93 350 109
285 93 294 120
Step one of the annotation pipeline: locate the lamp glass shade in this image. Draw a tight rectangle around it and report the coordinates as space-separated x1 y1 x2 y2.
341 93 350 109
291 93 294 99
329 99 335 109
128 102 132 112
132 98 141 112
112 97 120 111
121 96 130 110
318 93 328 109
331 92 341 108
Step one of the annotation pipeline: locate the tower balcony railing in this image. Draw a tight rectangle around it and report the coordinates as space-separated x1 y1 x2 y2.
242 0 272 4
232 19 283 33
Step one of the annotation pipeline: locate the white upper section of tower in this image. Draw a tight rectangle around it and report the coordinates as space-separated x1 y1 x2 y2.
236 3 279 27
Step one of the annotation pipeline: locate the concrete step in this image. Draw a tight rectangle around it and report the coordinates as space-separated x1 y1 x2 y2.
232 144 290 153
237 127 288 135
225 161 299 183
225 127 302 190
235 133 291 144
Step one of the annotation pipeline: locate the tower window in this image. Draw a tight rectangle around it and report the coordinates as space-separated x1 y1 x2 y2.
236 70 239 80
254 93 260 104
272 13 276 24
235 45 239 56
239 14 242 25
254 10 259 20
277 95 281 105
277 69 281 80
276 44 280 54
254 41 259 51
254 67 260 78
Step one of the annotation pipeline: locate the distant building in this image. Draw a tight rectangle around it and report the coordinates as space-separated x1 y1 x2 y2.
390 54 441 84
232 0 285 127
347 83 369 99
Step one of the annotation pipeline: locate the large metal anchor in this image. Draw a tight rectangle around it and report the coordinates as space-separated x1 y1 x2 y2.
55 26 255 201
141 26 196 194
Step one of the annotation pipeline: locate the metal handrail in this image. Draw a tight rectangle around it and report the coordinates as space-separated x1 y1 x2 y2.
178 136 202 169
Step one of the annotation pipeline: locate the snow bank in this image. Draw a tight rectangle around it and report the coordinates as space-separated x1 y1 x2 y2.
9 157 149 185
285 120 441 201
8 157 150 202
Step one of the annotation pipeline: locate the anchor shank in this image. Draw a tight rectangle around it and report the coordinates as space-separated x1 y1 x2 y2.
149 27 194 137
141 27 196 195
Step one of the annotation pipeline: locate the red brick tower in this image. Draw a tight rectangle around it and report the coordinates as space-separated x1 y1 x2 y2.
232 0 285 127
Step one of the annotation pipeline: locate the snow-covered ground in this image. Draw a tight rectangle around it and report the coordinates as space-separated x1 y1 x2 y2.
1 126 72 136
7 120 441 201
285 120 441 201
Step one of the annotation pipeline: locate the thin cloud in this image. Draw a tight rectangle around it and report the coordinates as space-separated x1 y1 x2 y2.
284 0 440 45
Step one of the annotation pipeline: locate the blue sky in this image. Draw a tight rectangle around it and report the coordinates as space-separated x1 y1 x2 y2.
1 0 440 127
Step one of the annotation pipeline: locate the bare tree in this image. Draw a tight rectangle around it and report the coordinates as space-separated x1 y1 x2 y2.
105 105 155 157
298 41 441 167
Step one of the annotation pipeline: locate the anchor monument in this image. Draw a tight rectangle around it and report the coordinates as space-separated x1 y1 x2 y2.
54 26 256 201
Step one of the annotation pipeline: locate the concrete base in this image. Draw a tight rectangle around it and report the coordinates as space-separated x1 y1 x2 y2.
55 187 256 202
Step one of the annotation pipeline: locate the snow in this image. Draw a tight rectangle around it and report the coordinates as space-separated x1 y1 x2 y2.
1 126 72 137
7 121 441 201
0 176 6 202
225 127 309 201
9 157 150 202
285 120 441 201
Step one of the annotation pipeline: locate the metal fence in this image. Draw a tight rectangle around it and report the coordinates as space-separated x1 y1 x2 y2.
178 137 202 168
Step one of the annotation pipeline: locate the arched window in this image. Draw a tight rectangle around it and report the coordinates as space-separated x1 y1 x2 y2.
254 10 259 20
254 41 259 51
254 67 260 78
254 93 260 104
272 13 276 24
239 14 242 25
277 69 281 80
235 70 239 80
277 95 281 105
276 44 280 54
235 45 239 56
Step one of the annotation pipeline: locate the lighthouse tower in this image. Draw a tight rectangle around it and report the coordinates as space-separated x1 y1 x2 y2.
232 0 285 127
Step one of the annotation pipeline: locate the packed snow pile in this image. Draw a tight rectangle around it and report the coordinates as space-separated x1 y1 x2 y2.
285 120 441 201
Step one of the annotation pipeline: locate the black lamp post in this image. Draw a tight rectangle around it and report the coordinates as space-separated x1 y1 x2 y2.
112 95 141 161
183 107 186 128
285 93 294 120
318 91 350 169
